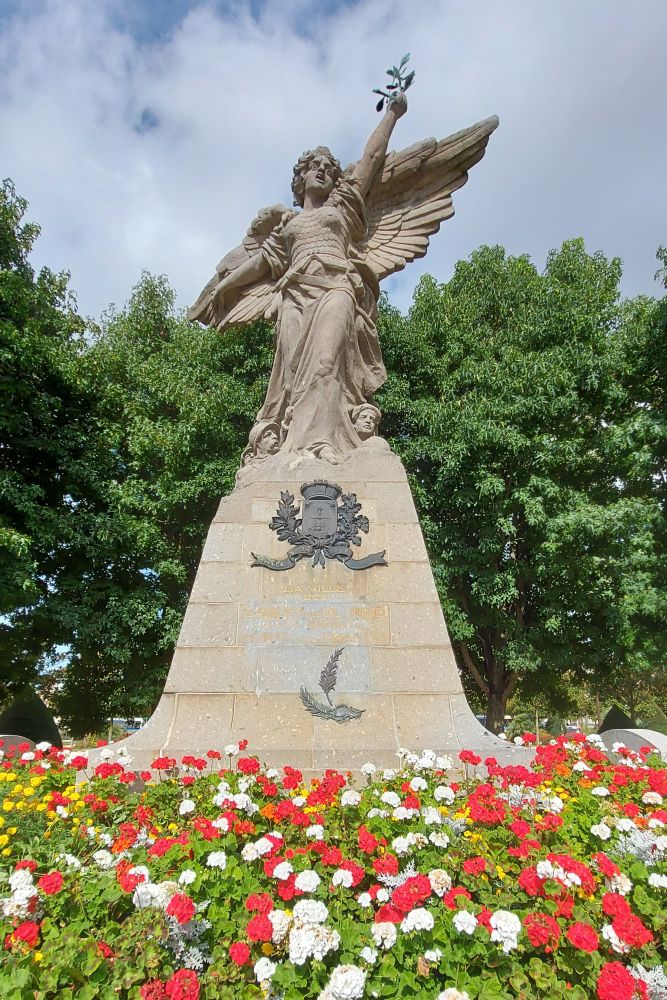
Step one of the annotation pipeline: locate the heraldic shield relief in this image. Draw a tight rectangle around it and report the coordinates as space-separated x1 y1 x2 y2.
251 480 387 571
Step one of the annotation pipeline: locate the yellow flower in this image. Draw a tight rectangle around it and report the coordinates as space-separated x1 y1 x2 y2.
0 835 8 848
496 865 507 880
261 943 274 956
1 847 10 856
0 816 5 828
13 784 23 794
7 828 17 836
168 822 178 832
36 803 47 813
33 952 43 963
30 776 44 788
72 818 80 827
2 801 14 812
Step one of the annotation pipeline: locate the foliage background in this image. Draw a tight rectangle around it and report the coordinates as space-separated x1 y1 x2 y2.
1 181 664 733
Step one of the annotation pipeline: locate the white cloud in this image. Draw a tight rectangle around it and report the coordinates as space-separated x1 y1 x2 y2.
1 0 665 320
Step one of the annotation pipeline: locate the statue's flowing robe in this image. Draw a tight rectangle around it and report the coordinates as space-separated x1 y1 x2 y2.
256 178 386 458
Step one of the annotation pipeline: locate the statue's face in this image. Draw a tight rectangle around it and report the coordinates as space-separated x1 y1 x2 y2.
257 428 279 456
303 154 336 200
354 407 378 439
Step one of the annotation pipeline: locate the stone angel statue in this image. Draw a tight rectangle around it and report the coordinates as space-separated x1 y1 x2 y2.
189 91 498 465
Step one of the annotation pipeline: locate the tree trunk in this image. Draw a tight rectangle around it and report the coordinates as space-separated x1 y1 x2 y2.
485 663 512 734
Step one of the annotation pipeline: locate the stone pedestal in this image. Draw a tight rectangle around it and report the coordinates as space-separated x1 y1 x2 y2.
101 447 525 771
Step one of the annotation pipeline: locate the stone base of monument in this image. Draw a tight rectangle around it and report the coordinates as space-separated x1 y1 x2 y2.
89 447 528 773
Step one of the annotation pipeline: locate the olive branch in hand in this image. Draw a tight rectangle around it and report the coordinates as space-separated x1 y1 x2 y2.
373 53 415 112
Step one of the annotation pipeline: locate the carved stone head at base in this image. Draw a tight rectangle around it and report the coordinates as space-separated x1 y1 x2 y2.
351 403 381 441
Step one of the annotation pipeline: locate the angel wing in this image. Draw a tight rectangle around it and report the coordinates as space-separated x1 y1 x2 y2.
188 204 290 330
356 115 499 281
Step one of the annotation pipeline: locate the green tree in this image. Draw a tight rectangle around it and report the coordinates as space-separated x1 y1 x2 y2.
0 179 96 701
377 241 666 731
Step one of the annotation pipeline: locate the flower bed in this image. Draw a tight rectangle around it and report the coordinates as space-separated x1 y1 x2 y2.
1 735 665 999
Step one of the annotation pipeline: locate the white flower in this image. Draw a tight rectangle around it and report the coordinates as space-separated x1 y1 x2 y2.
292 795 306 807
437 991 470 1000
35 741 52 751
9 870 35 894
371 922 397 950
592 786 610 797
206 851 227 869
361 763 376 776
382 769 397 780
429 831 450 849
410 776 428 792
253 957 276 983
643 791 663 806
376 888 389 902
656 835 667 854
128 865 150 882
609 873 633 895
253 837 274 856
453 910 477 935
179 799 195 816
293 899 329 925
326 964 366 999
648 873 667 889
92 850 116 870
98 747 114 761
289 925 340 965
513 736 524 746
381 791 401 808
178 869 196 885
133 881 171 910
268 908 291 943
224 744 239 756
591 822 612 841
273 861 293 881
211 816 229 832
357 892 372 908
648 818 665 830
422 807 443 826
360 945 377 964
295 870 321 893
573 760 592 772
498 732 507 739
400 907 434 933
602 923 629 954
241 843 260 862
306 824 325 840
393 806 418 821
424 948 442 963
332 868 354 888
617 818 637 833
59 853 82 871
434 785 455 805
489 910 521 954
56 805 69 818
428 868 453 896
366 808 388 819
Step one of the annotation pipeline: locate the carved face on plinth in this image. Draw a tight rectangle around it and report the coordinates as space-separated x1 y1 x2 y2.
256 425 280 457
352 403 381 441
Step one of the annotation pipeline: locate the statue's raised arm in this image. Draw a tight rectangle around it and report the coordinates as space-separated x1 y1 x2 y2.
189 59 498 469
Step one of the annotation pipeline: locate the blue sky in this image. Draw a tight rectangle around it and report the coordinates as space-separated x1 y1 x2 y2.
1 0 666 319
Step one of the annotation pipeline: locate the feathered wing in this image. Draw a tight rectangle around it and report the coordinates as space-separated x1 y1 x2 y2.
357 116 499 281
188 204 290 331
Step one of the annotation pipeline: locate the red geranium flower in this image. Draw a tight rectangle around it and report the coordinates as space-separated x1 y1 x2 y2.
373 854 399 876
229 941 251 965
165 969 200 1000
238 756 260 775
462 856 487 877
459 750 481 766
246 914 273 942
566 922 599 952
597 962 645 1000
38 871 64 895
12 921 40 948
140 980 168 1000
165 893 196 925
391 874 432 913
443 886 472 910
524 912 561 951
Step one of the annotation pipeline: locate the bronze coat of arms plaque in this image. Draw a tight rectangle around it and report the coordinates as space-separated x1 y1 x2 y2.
251 480 387 571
